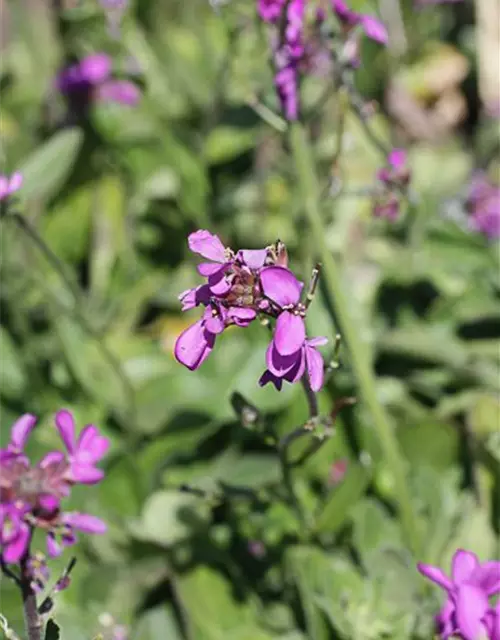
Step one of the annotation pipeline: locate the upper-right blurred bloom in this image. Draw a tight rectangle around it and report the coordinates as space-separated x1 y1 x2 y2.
466 172 500 240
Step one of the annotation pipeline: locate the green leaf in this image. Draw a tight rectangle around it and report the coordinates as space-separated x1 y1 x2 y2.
44 619 60 640
204 127 258 165
19 128 84 201
314 461 371 534
133 606 183 640
131 490 210 546
0 327 27 401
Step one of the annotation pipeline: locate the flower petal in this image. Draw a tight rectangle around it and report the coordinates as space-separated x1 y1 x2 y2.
258 370 283 391
361 16 388 44
266 340 301 376
55 410 76 453
274 312 306 356
174 320 214 370
436 597 456 639
197 262 226 277
305 344 325 392
47 533 63 558
0 176 8 200
63 513 107 534
283 349 305 383
68 464 104 484
97 80 140 106
79 53 112 84
39 451 66 468
331 0 358 24
10 414 37 451
179 285 211 311
307 336 328 348
227 307 257 326
452 549 479 584
417 563 453 591
471 561 500 595
238 249 268 269
388 148 407 169
76 425 109 463
454 584 488 640
203 312 226 335
260 266 303 307
208 272 231 296
8 172 23 194
188 230 226 262
3 523 30 563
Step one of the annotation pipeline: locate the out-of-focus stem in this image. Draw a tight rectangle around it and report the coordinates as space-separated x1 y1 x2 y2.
289 121 420 556
20 558 42 640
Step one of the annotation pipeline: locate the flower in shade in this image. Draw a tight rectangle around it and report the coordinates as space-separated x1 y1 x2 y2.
0 412 108 564
373 148 411 221
417 548 500 640
485 601 500 640
331 0 388 45
466 172 500 240
0 172 22 202
57 53 140 113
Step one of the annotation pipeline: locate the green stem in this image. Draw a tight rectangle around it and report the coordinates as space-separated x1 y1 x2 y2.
289 122 420 556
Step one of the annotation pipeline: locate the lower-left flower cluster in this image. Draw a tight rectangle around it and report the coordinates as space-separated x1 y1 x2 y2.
0 411 108 567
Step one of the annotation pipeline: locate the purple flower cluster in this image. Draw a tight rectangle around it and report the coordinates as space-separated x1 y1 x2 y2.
373 148 411 221
466 172 500 240
418 548 500 640
0 411 108 566
258 0 388 120
57 53 140 111
175 230 328 392
0 172 22 202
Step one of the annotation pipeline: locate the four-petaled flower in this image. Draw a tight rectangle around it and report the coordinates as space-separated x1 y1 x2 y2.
418 548 500 640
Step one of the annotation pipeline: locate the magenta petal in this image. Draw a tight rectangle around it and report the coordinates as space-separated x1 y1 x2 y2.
388 148 407 169
307 336 328 348
97 80 140 106
188 230 226 262
452 549 479 584
3 523 30 563
436 597 455 639
266 341 300 376
227 307 256 326
305 345 324 392
274 312 306 356
39 451 65 468
331 0 358 23
79 53 112 83
283 349 306 383
0 176 8 199
454 584 488 640
69 464 104 484
361 16 388 44
197 262 225 277
179 285 210 311
471 561 500 595
238 249 267 269
174 320 213 370
8 172 23 194
10 414 37 451
55 410 76 453
38 495 59 514
203 313 226 335
260 266 303 307
208 273 231 296
63 513 107 534
259 370 283 391
76 425 109 463
47 533 63 558
417 563 453 590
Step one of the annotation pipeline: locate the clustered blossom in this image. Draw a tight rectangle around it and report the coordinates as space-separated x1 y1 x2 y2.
418 548 500 639
466 172 500 240
175 230 328 392
0 172 22 202
373 148 411 221
57 53 140 112
258 0 387 120
0 411 108 568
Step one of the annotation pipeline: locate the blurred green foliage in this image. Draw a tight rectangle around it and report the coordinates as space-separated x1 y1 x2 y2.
0 0 499 638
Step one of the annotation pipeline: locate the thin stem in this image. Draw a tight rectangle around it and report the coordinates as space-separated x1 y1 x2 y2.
6 211 137 425
20 558 42 640
300 376 319 418
289 122 420 556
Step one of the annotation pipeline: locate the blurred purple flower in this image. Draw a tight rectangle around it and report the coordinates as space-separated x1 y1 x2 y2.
57 53 140 111
258 0 286 23
0 412 108 564
331 0 388 45
0 172 22 202
466 173 500 240
373 148 411 221
418 548 500 640
328 458 348 486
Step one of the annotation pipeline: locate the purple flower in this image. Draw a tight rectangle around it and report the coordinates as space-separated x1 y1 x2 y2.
373 148 410 221
418 548 500 640
260 266 305 355
485 601 500 640
258 0 286 23
466 173 500 240
55 410 110 484
0 412 108 564
47 512 107 557
57 53 140 111
331 0 388 45
0 172 22 202
260 336 328 392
